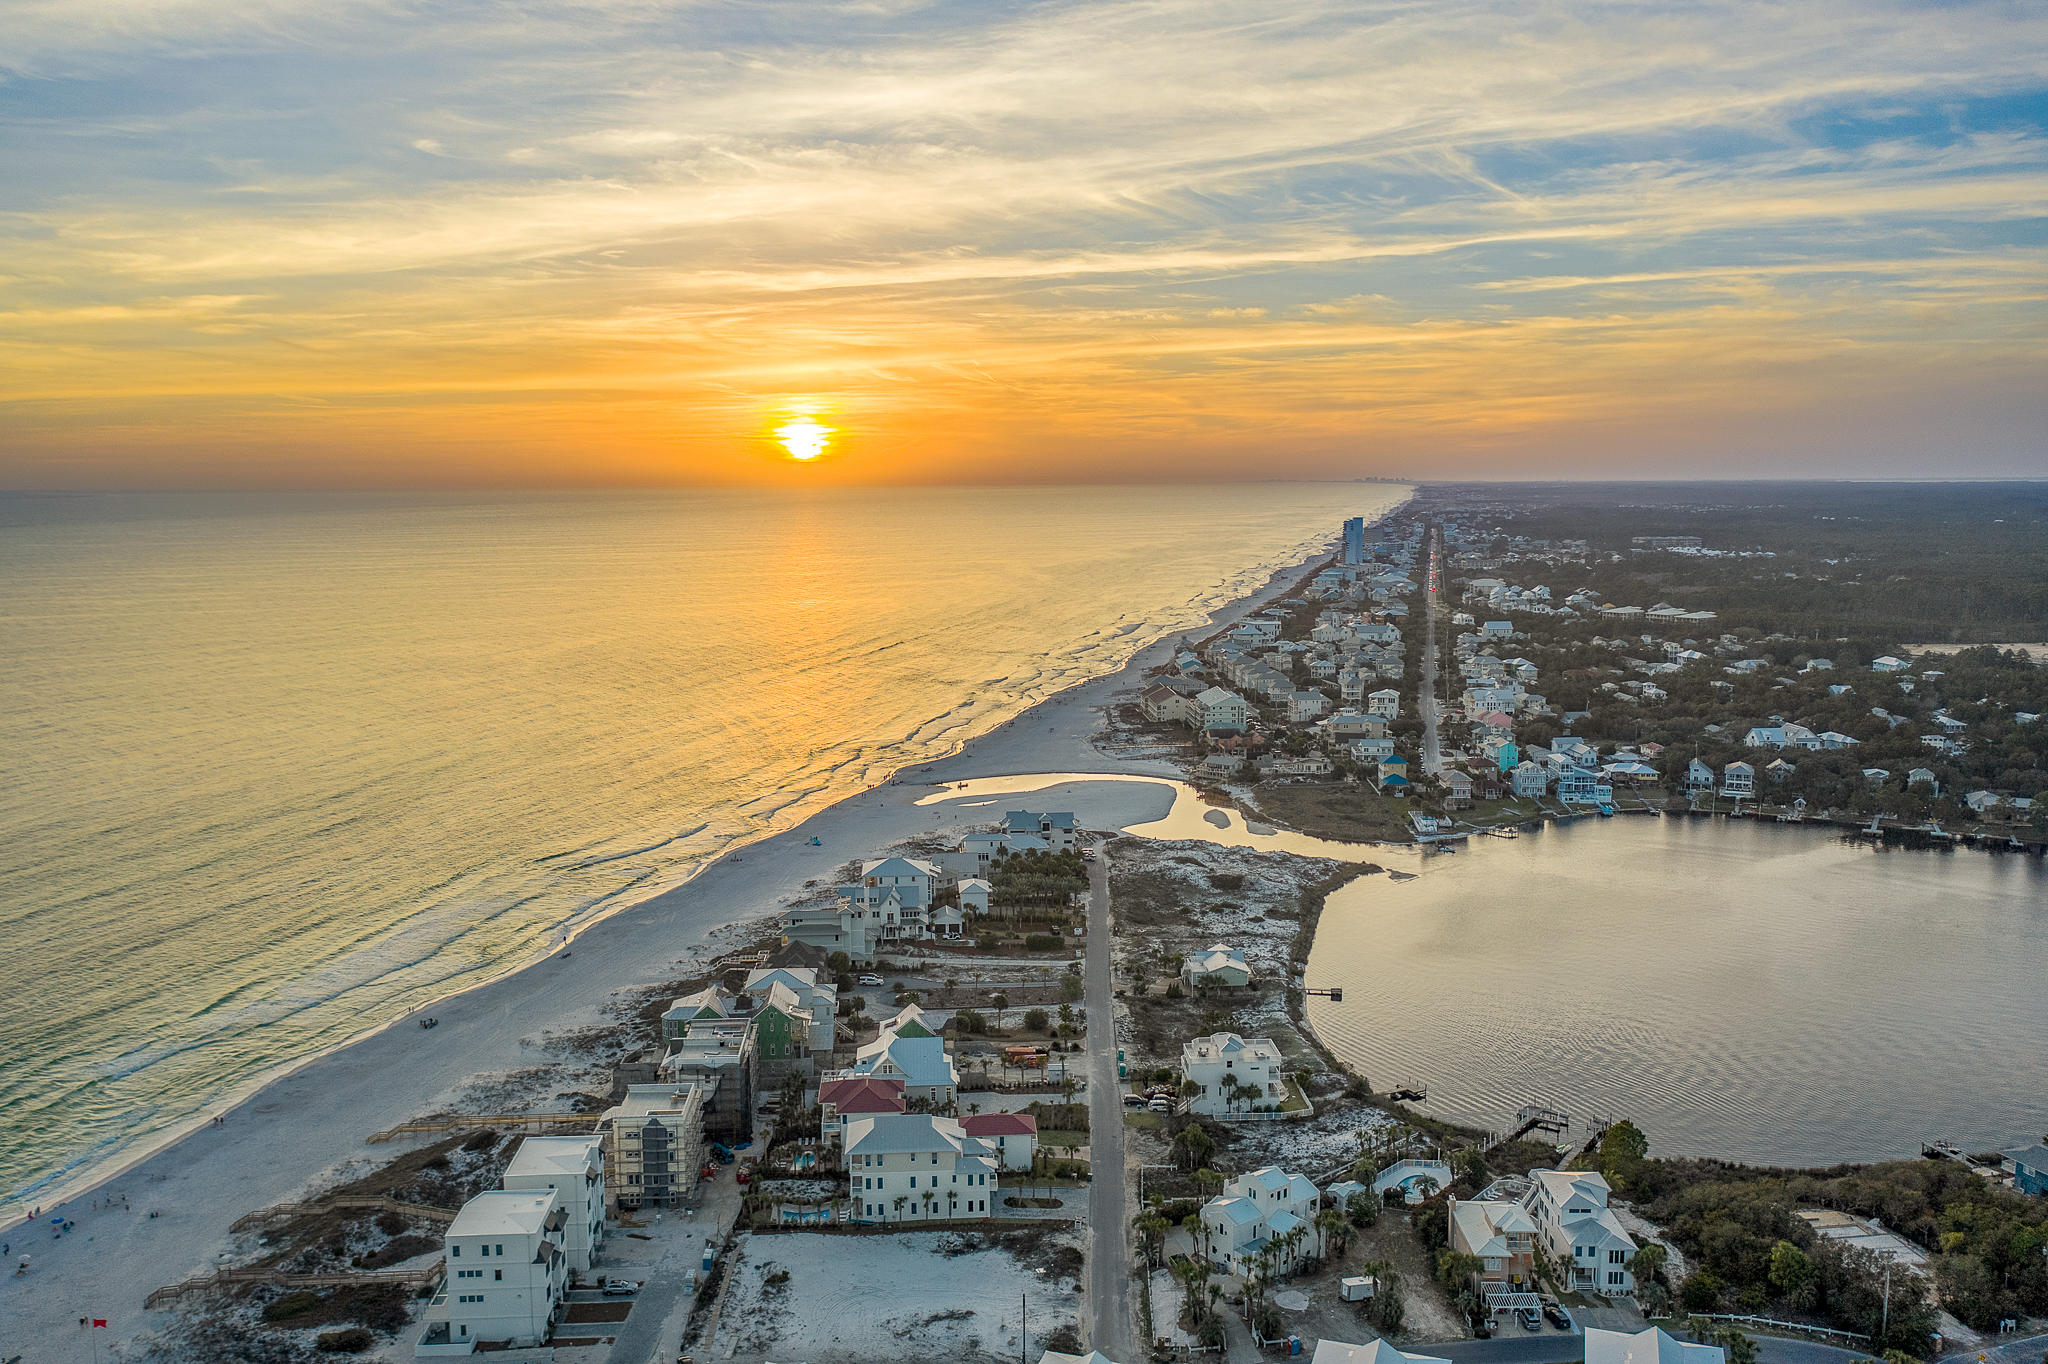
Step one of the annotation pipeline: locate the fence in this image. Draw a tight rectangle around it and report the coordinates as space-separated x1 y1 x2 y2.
1684 1313 1871 1345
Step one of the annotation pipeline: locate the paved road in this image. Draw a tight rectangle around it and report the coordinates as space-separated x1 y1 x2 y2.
1083 849 1135 1360
1416 1332 1872 1364
1419 524 1446 777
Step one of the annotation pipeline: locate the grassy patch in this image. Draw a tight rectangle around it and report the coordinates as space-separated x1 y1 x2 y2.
1245 781 1414 843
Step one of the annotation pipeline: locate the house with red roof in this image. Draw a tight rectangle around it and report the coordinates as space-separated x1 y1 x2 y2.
817 1075 906 1148
961 1111 1038 1172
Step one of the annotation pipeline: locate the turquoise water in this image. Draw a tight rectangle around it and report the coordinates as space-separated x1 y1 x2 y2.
0 484 1406 1214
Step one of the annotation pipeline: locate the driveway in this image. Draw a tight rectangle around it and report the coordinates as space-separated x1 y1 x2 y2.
1084 849 1135 1359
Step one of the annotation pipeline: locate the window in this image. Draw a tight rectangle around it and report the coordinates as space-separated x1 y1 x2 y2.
451 1245 461 1258
1608 1271 1623 1286
494 1269 502 1281
1609 1249 1625 1264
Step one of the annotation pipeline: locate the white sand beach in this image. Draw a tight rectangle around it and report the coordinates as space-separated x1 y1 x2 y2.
0 548 1324 1361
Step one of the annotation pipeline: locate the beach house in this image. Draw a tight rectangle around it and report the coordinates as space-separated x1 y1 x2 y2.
420 1189 568 1352
1180 1032 1285 1117
1583 1328 1726 1364
840 1004 958 1106
845 1113 997 1222
501 1136 606 1273
962 1112 1038 1171
599 1083 706 1211
1198 1167 1322 1277
1367 688 1401 719
1721 761 1755 799
1193 686 1249 734
1181 943 1253 989
1003 810 1080 853
1508 760 1549 798
1448 1195 1537 1295
819 1074 907 1147
1313 1344 1451 1364
657 1016 755 1142
1521 1169 1637 1294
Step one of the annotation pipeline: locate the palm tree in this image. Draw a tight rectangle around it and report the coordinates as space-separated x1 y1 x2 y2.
892 1194 908 1220
920 1189 936 1219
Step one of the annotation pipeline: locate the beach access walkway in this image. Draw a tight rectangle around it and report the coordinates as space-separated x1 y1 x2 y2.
1084 846 1136 1360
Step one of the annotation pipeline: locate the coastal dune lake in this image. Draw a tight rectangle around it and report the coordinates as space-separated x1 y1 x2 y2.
0 483 1403 1216
1305 816 2048 1167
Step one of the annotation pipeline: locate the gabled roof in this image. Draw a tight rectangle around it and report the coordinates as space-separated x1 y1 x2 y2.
817 1075 906 1115
963 1112 1038 1138
842 1112 981 1157
861 855 939 879
1583 1327 1725 1364
1311 1340 1452 1364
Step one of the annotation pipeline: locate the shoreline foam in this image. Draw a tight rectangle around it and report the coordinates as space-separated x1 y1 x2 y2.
0 514 1386 1359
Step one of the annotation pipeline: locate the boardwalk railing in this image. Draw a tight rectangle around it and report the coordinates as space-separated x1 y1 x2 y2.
365 1111 598 1144
146 1264 442 1310
230 1193 458 1232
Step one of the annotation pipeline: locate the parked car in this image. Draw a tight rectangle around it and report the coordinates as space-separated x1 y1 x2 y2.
1147 1098 1172 1113
1516 1307 1543 1332
1543 1303 1573 1330
857 974 884 987
603 1280 638 1297
1122 1092 1145 1107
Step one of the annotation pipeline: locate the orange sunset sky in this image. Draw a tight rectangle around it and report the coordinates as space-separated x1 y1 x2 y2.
2 0 2046 487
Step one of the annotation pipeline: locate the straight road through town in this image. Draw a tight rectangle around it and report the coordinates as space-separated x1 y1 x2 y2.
1084 848 1134 1360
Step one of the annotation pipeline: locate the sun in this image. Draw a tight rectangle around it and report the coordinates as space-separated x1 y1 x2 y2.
775 415 834 462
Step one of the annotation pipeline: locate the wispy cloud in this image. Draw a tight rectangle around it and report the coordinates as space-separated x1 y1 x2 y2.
1 0 2044 484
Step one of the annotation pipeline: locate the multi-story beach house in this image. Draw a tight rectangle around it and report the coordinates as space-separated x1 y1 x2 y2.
501 1135 607 1273
845 1113 998 1222
1180 1032 1285 1118
599 1082 705 1211
657 1015 755 1142
1520 1169 1638 1295
1002 810 1080 852
818 1074 907 1148
418 1189 569 1352
1198 1166 1322 1277
962 1112 1038 1171
836 1004 958 1107
1448 1195 1538 1296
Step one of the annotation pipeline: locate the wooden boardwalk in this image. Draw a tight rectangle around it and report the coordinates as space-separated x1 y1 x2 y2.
146 1263 442 1310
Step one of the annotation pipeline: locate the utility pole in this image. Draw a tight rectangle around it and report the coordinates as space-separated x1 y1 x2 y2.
1020 1290 1028 1364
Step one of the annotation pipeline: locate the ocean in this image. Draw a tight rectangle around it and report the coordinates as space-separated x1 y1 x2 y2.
0 483 1405 1216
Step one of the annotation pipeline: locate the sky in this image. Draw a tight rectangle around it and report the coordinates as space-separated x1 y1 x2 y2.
1 0 2045 488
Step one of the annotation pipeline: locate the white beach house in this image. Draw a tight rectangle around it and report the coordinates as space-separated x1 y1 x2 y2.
845 1113 997 1222
417 1189 568 1353
1521 1169 1637 1294
1198 1166 1322 1277
1180 1032 1285 1118
501 1135 606 1273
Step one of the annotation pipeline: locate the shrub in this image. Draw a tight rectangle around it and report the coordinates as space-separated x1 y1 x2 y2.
460 1129 498 1153
1022 1008 1050 1032
316 1328 374 1353
374 1210 408 1236
264 1291 320 1322
1024 934 1061 952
